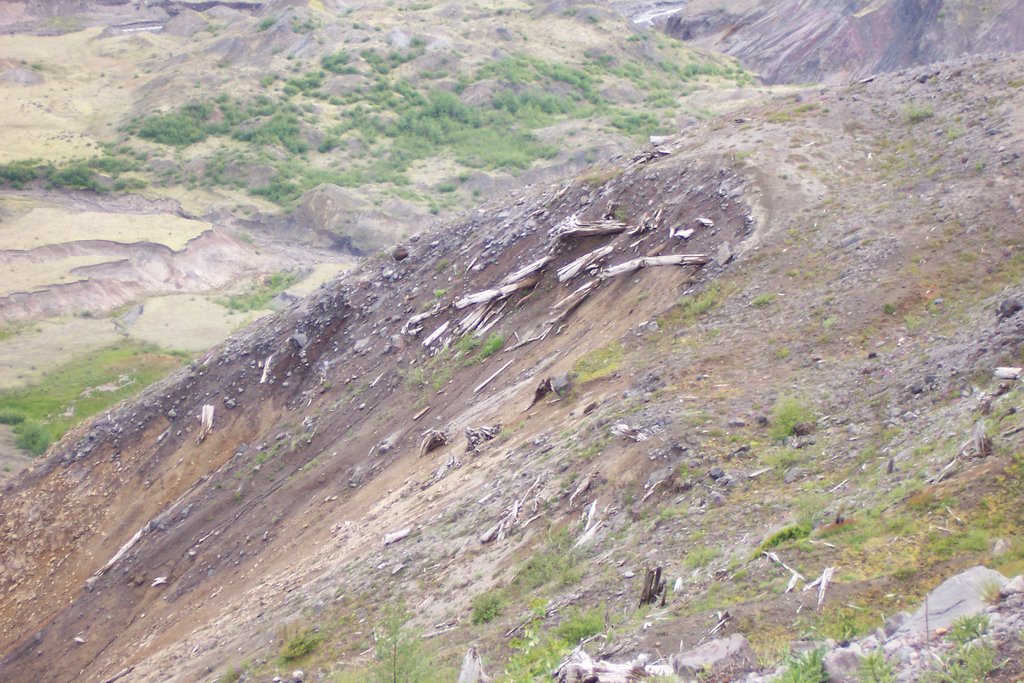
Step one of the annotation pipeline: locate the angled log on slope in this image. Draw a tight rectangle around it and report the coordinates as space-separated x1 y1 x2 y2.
600 253 709 279
455 276 540 309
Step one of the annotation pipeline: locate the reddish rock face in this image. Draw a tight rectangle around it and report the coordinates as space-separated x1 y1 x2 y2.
663 0 1024 83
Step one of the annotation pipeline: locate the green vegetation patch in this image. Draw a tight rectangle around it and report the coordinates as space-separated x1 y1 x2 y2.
216 271 301 311
770 396 815 441
0 341 187 455
572 342 623 383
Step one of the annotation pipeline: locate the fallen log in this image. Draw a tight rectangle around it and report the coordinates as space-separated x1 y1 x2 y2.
422 320 450 348
455 276 539 309
383 528 412 546
557 221 627 239
550 281 598 324
557 245 615 282
474 360 514 394
501 255 554 285
553 649 648 683
994 367 1022 380
600 253 709 279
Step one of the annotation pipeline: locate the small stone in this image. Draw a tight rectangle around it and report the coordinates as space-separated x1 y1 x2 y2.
784 467 803 484
990 538 1011 557
709 467 725 480
292 670 305 682
1000 575 1024 598
624 570 635 579
391 245 409 261
823 643 863 682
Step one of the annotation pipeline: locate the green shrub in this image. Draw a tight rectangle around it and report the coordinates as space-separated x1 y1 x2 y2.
278 624 323 661
554 608 604 644
478 333 505 359
684 546 720 569
752 293 776 308
471 590 506 624
15 421 52 456
322 51 357 74
756 523 811 555
947 614 988 646
138 102 212 146
257 17 276 31
770 397 815 441
858 651 894 683
920 641 996 682
903 104 935 124
777 648 828 683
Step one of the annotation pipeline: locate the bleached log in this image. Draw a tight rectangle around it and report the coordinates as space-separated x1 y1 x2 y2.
558 222 627 239
568 474 591 507
804 566 835 608
259 354 274 384
670 227 695 240
196 404 214 443
600 253 709 279
455 276 539 309
994 367 1022 380
383 528 412 546
480 475 543 544
764 551 804 593
422 320 450 348
93 525 147 578
458 647 491 683
612 423 648 441
557 245 615 282
474 360 514 394
456 304 491 336
551 281 598 323
501 255 554 285
403 305 441 336
574 519 603 548
554 648 648 683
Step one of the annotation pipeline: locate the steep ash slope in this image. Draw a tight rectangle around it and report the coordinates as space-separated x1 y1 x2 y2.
661 0 1024 84
2 54 1024 682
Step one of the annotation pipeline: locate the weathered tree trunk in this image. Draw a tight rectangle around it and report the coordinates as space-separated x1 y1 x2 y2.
457 647 491 683
638 566 666 607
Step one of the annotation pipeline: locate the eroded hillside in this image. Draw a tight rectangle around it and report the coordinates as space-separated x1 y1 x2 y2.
657 0 1024 84
1 52 1024 682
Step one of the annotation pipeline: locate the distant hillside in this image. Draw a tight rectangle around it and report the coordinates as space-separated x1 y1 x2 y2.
660 0 1024 83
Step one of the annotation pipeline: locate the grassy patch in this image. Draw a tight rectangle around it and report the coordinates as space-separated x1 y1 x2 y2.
572 342 623 383
471 589 506 624
0 342 186 455
684 545 720 569
770 396 815 441
217 271 301 311
278 624 323 662
756 523 811 555
903 104 935 124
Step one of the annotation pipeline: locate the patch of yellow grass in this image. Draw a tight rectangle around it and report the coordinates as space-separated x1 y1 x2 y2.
285 262 355 297
128 294 267 351
0 255 114 296
0 207 211 250
0 316 121 389
0 28 168 163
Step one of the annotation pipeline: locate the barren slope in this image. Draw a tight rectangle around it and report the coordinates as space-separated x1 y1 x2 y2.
658 0 1024 84
1 53 1023 682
